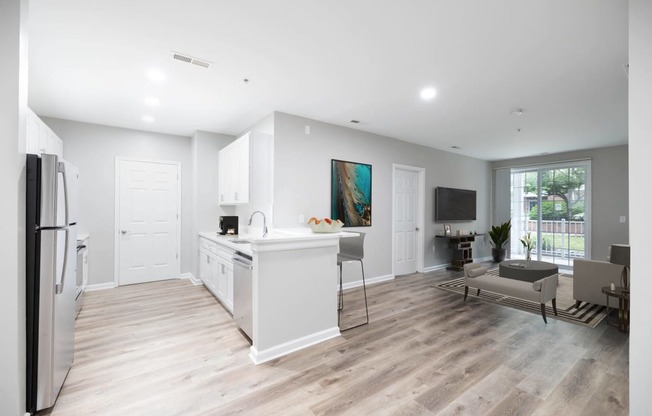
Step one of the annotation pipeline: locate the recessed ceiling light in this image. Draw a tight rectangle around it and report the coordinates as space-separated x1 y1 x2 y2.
144 97 160 107
146 68 166 82
420 87 437 101
142 115 155 123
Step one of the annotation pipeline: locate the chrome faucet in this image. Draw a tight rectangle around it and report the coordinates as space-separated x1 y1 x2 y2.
248 211 268 237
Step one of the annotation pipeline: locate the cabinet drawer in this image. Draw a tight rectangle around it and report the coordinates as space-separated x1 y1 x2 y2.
200 238 218 254
217 246 234 262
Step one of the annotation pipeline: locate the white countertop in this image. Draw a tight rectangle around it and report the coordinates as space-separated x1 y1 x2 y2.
199 228 357 254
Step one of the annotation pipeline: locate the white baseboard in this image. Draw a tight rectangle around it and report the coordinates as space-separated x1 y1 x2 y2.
84 282 116 292
181 272 202 285
341 273 394 290
249 326 340 365
423 263 449 273
423 256 494 273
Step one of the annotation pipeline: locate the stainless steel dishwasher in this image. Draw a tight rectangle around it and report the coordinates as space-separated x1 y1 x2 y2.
233 252 253 341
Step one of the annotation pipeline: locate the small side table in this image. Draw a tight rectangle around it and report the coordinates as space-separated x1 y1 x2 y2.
601 286 630 333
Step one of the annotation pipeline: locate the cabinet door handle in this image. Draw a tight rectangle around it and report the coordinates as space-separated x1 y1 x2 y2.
220 194 224 202
234 192 238 201
207 256 210 264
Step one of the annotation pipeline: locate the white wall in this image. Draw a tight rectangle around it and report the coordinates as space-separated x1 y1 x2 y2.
272 112 492 281
491 145 629 259
0 1 28 414
629 1 652 413
190 130 234 278
43 117 194 286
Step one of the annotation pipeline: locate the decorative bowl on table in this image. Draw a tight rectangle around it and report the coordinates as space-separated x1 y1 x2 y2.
308 217 344 233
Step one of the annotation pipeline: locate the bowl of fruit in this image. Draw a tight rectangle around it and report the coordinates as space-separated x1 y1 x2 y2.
307 217 344 233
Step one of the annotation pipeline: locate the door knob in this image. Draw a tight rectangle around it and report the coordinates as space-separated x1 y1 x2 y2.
416 227 420 231
121 230 128 235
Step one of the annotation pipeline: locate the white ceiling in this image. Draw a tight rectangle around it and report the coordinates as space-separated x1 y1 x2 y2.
27 0 628 161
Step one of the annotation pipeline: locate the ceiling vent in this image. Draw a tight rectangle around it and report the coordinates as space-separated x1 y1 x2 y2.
171 52 212 69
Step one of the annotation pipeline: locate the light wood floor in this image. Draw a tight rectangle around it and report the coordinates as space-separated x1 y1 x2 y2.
48 268 629 415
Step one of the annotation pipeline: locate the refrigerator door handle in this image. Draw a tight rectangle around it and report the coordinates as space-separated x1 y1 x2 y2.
55 162 70 295
55 228 70 295
58 162 69 226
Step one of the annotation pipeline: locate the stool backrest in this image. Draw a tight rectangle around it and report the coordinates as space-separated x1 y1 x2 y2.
339 232 366 260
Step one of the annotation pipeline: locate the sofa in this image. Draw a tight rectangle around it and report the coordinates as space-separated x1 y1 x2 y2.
572 259 625 307
463 263 559 323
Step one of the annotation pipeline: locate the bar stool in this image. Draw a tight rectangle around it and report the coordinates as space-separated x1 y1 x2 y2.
337 232 369 330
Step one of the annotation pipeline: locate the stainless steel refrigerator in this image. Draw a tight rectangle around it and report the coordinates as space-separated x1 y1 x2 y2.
26 153 78 414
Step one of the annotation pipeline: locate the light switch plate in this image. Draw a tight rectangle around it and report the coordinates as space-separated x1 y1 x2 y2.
299 214 305 223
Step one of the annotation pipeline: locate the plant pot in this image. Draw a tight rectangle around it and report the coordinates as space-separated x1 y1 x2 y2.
492 247 506 262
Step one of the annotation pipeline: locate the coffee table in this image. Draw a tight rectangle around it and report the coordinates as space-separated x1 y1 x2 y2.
499 260 559 283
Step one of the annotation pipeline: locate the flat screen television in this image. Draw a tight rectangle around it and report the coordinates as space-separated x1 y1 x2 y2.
435 187 476 222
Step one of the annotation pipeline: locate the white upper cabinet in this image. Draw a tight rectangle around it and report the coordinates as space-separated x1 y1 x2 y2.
219 132 251 205
26 108 63 158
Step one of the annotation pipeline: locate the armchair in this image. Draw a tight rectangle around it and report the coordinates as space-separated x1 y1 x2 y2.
573 259 625 307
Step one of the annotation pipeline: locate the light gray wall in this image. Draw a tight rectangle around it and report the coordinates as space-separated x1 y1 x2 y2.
630 0 652 412
191 130 234 278
272 112 493 281
491 145 629 260
43 117 194 285
0 0 27 414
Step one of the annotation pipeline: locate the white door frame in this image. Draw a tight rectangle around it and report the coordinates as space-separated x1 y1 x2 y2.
114 157 182 286
392 164 426 276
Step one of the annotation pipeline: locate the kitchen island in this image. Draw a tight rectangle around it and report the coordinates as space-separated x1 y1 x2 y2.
199 229 354 364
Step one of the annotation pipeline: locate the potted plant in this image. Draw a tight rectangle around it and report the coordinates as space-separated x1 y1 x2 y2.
488 220 511 262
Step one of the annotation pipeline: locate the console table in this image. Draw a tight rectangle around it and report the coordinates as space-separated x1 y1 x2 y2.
436 234 483 271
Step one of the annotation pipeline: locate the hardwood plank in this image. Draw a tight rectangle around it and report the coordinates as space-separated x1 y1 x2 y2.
47 267 629 416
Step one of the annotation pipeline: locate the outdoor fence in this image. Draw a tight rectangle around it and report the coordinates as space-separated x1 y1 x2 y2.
526 219 585 234
514 220 586 259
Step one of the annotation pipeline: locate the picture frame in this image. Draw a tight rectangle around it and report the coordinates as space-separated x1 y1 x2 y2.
331 159 372 227
444 224 451 236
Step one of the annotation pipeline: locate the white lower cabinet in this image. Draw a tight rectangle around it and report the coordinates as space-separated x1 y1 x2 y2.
199 236 234 312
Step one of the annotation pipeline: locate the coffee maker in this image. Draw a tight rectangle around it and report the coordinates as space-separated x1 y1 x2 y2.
219 216 239 235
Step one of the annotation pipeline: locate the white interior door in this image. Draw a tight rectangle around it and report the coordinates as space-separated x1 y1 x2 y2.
117 159 180 285
394 167 420 276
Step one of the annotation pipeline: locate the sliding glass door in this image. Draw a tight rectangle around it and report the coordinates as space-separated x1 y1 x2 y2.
510 161 591 268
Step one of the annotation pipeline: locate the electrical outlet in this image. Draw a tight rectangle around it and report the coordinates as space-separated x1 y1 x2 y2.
620 216 626 223
305 125 311 135
299 214 305 223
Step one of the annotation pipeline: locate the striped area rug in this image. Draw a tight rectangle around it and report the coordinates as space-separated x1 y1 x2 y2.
436 269 607 328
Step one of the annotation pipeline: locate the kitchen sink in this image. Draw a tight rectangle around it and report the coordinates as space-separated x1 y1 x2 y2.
230 239 250 244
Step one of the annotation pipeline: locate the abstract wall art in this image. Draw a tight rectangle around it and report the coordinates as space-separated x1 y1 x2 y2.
331 159 372 227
